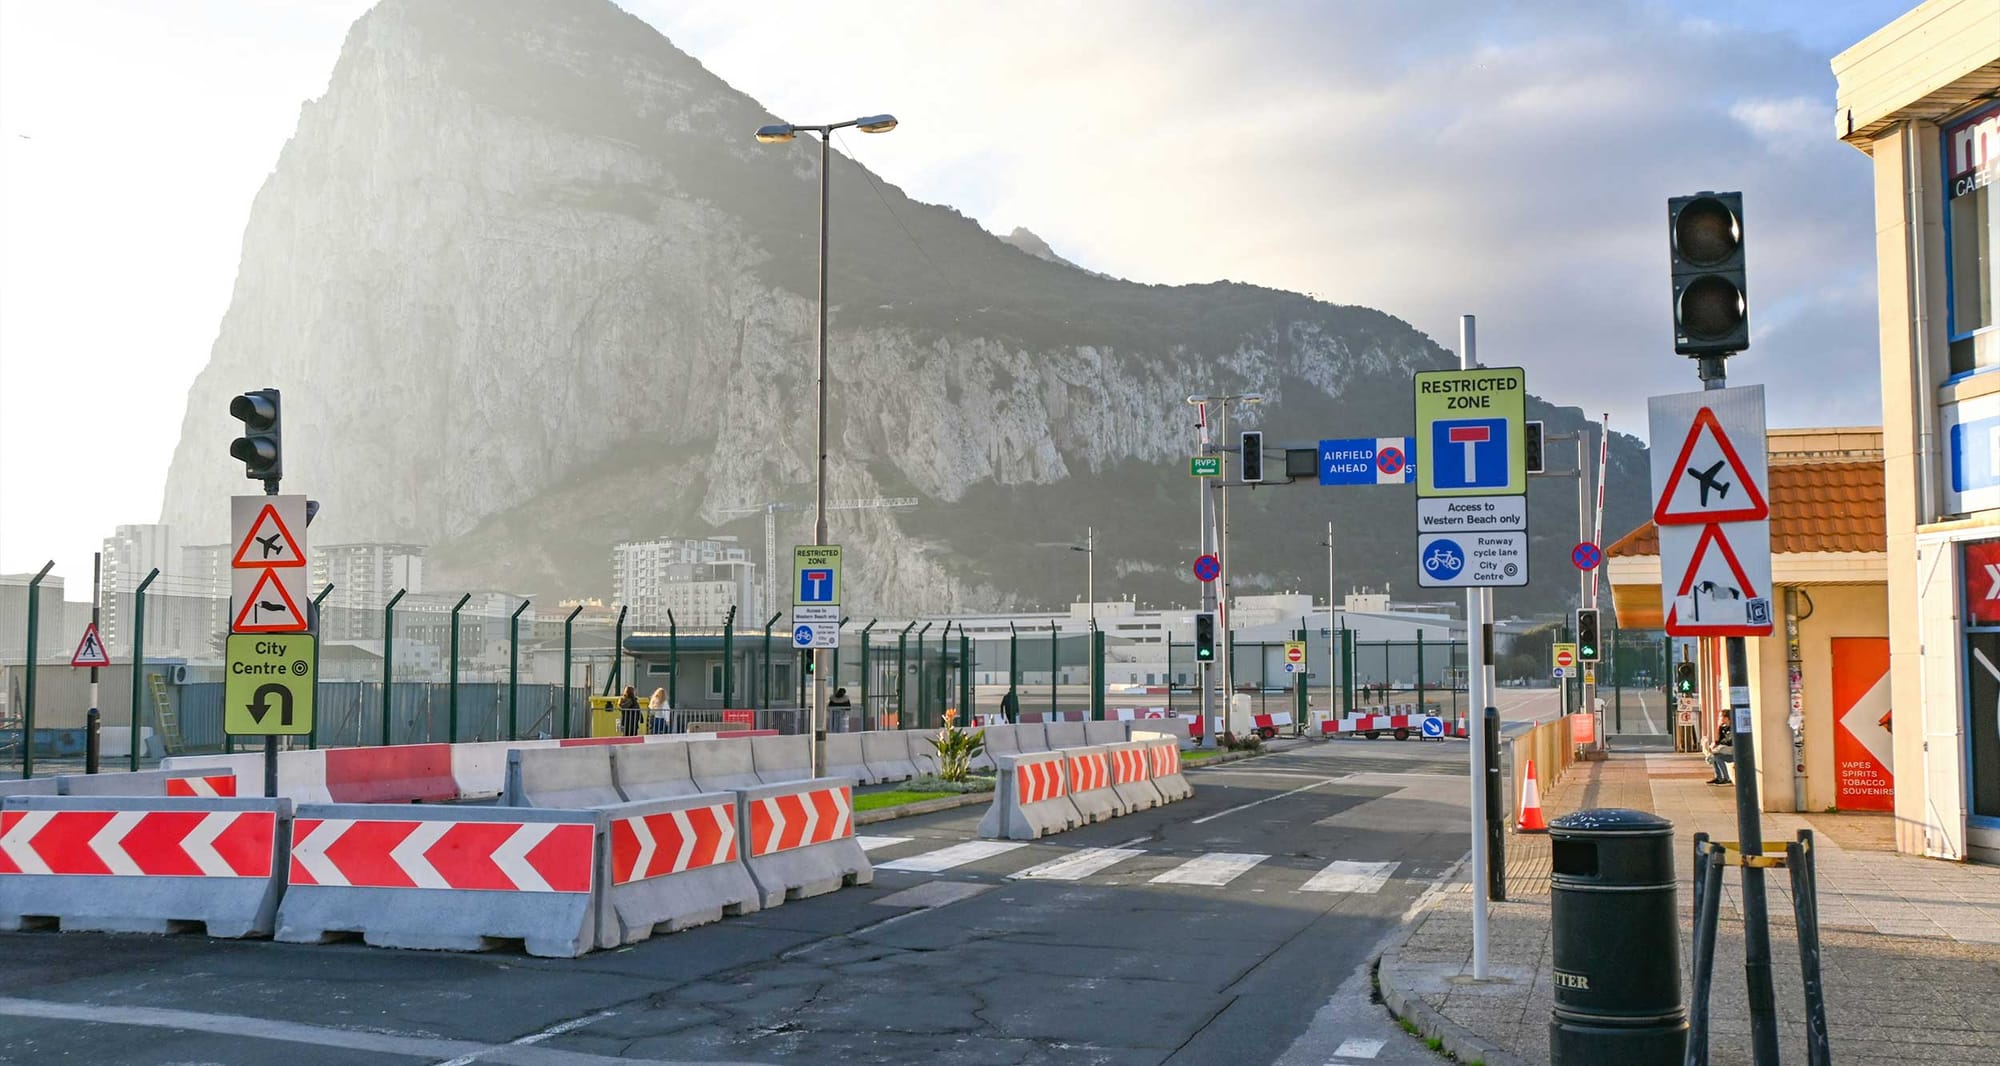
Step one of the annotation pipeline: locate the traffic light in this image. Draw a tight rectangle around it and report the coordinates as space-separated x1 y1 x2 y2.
1576 608 1600 662
1674 661 1697 696
1240 431 1264 483
1668 192 1748 357
1525 421 1545 475
804 649 816 674
1194 612 1216 662
228 388 282 485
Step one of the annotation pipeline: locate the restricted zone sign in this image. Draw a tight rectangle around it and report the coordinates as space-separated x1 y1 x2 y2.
225 632 315 736
1553 643 1576 672
1413 367 1529 588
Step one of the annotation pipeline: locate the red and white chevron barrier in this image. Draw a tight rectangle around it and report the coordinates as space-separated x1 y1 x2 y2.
166 775 238 798
595 793 763 949
1108 743 1165 812
978 749 1083 840
288 816 593 893
0 807 273 878
0 797 288 939
1146 738 1192 802
611 801 736 884
735 780 869 907
1065 747 1125 822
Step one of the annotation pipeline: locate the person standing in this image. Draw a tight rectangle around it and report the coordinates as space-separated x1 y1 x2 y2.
618 685 642 737
827 686 853 731
648 687 671 735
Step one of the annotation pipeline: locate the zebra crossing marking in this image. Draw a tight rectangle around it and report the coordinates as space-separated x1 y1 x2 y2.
857 835 910 853
1008 847 1145 882
1148 852 1267 886
876 840 1026 873
1301 860 1399 894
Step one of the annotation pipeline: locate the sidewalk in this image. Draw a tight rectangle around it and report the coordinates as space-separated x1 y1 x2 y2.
1380 749 2000 1065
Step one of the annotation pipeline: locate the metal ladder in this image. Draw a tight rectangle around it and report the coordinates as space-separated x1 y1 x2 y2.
148 673 184 754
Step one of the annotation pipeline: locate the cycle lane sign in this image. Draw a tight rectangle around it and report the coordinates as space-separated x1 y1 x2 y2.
1418 531 1528 588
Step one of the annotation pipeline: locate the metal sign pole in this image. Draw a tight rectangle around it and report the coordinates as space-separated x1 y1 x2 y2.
1459 314 1492 979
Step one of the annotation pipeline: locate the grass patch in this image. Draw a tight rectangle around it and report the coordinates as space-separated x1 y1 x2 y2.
853 790 955 812
1181 749 1223 762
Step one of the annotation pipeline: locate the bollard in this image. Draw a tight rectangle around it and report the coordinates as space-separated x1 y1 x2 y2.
85 709 101 774
1548 808 1687 1064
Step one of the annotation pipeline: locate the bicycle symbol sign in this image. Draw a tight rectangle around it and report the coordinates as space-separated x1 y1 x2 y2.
1423 538 1466 577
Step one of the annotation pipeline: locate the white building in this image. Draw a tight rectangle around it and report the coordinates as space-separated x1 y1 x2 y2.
99 523 178 652
612 538 758 628
311 543 426 641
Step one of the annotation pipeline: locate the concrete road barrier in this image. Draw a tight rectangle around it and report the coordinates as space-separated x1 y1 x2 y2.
1145 739 1192 802
750 735 810 786
447 741 522 801
1063 745 1125 823
1132 717 1195 750
981 724 1021 764
1108 742 1165 812
1014 722 1052 753
0 795 288 938
860 731 918 784
906 731 941 778
821 733 872 786
324 744 458 804
968 724 999 773
976 751 1081 840
689 735 764 794
1045 721 1087 749
611 742 701 801
1082 721 1127 746
734 778 868 906
504 746 621 808
278 804 598 958
56 768 207 796
596 792 759 948
0 779 59 797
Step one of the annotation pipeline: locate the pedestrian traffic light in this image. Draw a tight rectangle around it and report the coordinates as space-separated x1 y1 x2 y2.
1240 431 1264 483
1194 612 1216 661
228 388 282 486
1668 192 1748 357
1674 661 1697 696
1576 608 1600 662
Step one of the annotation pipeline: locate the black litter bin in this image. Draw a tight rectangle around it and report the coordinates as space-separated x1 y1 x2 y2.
1548 807 1687 1064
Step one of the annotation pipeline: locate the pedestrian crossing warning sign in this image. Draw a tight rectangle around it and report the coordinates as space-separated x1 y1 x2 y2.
232 568 307 633
70 622 110 667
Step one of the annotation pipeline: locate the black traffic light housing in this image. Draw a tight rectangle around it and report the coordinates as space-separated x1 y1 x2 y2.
1576 608 1600 662
229 388 283 488
804 649 816 674
1240 431 1264 483
1669 192 1748 358
1674 660 1697 696
1194 612 1216 662
1525 421 1545 475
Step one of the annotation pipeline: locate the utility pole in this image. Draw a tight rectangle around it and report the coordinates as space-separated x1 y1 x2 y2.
1460 315 1492 980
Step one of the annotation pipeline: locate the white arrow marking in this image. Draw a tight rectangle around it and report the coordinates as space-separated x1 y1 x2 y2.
667 810 696 873
627 815 657 882
181 812 237 878
797 792 820 846
388 821 452 889
829 790 850 840
0 812 54 875
1985 564 2000 600
89 811 145 876
760 797 788 855
492 823 557 892
712 805 738 864
290 819 349 886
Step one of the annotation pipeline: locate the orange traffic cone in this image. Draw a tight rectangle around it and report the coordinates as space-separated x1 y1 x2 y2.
1517 758 1549 833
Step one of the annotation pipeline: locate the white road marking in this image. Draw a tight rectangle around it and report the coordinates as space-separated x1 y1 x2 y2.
876 840 1026 873
1149 852 1268 886
1301 860 1399 895
856 835 910 852
1333 1036 1386 1058
1190 778 1333 824
1009 847 1144 881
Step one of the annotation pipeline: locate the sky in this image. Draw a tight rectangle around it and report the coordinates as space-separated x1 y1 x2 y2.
0 0 1913 594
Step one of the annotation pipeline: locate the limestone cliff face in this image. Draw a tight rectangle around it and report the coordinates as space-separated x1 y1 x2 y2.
159 0 1646 614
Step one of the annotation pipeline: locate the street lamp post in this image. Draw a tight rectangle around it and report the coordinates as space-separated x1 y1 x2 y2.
755 112 896 776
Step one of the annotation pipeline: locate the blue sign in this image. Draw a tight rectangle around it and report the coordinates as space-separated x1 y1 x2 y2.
1192 554 1221 582
1319 437 1416 486
1429 418 1509 490
1421 538 1466 580
1571 542 1603 570
798 568 835 603
1421 716 1444 738
793 624 814 647
1951 413 2000 495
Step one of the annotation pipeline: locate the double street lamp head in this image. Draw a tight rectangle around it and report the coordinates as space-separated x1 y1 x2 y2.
753 114 899 143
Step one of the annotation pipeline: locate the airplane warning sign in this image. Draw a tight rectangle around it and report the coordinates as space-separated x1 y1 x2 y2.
231 499 307 568
1653 405 1769 526
231 494 310 635
70 622 110 667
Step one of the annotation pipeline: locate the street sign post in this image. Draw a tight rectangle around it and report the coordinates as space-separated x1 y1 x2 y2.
1283 640 1306 674
1414 368 1529 588
1648 386 1772 637
791 545 842 648
69 622 110 668
1190 456 1221 478
224 632 315 736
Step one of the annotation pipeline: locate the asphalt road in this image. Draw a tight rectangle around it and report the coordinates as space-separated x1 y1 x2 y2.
0 737 1476 1066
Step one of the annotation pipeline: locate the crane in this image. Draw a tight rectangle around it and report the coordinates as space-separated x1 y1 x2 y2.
717 497 920 618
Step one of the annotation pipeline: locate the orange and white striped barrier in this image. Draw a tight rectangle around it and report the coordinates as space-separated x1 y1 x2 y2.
0 796 287 938
1064 746 1125 823
1145 738 1192 803
735 779 867 907
1107 742 1165 812
596 792 760 948
1517 759 1549 833
276 806 600 957
977 749 1082 840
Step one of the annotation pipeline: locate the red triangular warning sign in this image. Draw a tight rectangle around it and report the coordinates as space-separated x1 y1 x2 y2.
231 503 306 568
233 569 308 633
1654 407 1768 526
1665 524 1769 636
70 622 110 667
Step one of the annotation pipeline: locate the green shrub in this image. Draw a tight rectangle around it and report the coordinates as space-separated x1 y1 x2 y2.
929 712 987 783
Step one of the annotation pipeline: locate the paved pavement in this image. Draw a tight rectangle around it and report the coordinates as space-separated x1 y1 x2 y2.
0 735 1481 1065
1382 748 2000 1066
